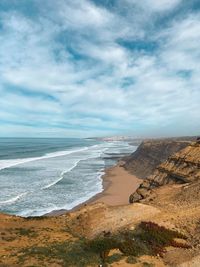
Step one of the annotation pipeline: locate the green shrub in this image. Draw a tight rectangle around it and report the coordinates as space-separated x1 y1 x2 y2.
15 228 38 237
25 216 48 220
87 237 119 253
87 222 188 261
87 237 119 262
137 221 187 255
126 255 137 264
18 240 100 267
107 253 124 264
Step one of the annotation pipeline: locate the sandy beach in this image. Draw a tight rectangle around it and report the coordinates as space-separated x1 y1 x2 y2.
90 161 142 206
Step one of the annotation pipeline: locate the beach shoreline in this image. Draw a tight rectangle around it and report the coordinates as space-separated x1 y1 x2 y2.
47 161 142 216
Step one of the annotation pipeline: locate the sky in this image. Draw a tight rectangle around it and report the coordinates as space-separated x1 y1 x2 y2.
0 0 200 138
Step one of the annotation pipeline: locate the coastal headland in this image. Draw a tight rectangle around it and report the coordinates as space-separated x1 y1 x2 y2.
1 137 200 267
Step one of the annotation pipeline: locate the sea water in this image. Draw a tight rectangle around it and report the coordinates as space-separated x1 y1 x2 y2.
0 138 137 216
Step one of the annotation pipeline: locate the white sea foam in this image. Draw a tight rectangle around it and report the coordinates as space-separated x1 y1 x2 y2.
48 170 105 214
42 147 107 190
42 161 80 189
0 192 27 205
0 146 89 171
18 170 105 217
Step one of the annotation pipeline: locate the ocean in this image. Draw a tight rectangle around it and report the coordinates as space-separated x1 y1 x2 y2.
0 138 137 217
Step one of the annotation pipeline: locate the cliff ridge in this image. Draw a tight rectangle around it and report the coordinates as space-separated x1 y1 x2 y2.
124 139 191 179
129 141 200 203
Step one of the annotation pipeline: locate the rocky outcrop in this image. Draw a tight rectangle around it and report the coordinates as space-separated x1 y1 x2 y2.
129 141 200 203
124 139 191 179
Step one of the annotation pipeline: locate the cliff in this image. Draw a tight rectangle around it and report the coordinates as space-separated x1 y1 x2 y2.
124 139 191 179
127 140 200 266
129 141 200 203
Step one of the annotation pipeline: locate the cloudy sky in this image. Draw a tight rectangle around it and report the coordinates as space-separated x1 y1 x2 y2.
0 0 199 138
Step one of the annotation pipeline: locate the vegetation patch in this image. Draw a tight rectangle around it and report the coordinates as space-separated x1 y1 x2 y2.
1 227 38 242
88 221 189 262
15 227 38 237
126 255 138 264
18 240 100 267
137 221 188 255
16 221 189 266
107 253 124 264
25 216 48 220
1 235 16 242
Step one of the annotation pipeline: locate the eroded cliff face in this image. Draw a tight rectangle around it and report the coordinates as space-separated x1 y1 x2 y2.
124 139 191 179
129 141 200 203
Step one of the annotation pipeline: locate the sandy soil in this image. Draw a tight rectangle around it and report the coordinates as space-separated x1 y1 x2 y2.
66 202 160 238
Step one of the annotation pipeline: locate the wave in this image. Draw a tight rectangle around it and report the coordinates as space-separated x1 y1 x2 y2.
42 161 80 189
42 147 107 190
0 146 89 171
18 170 105 217
0 192 27 205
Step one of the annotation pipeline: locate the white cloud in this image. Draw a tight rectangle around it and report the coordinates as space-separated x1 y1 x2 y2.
57 0 112 29
0 0 199 137
143 0 182 11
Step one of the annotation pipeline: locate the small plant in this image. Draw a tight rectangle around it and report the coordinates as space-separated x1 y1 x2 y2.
126 255 137 264
15 228 38 237
87 237 119 263
25 216 48 220
1 235 16 242
107 253 124 264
